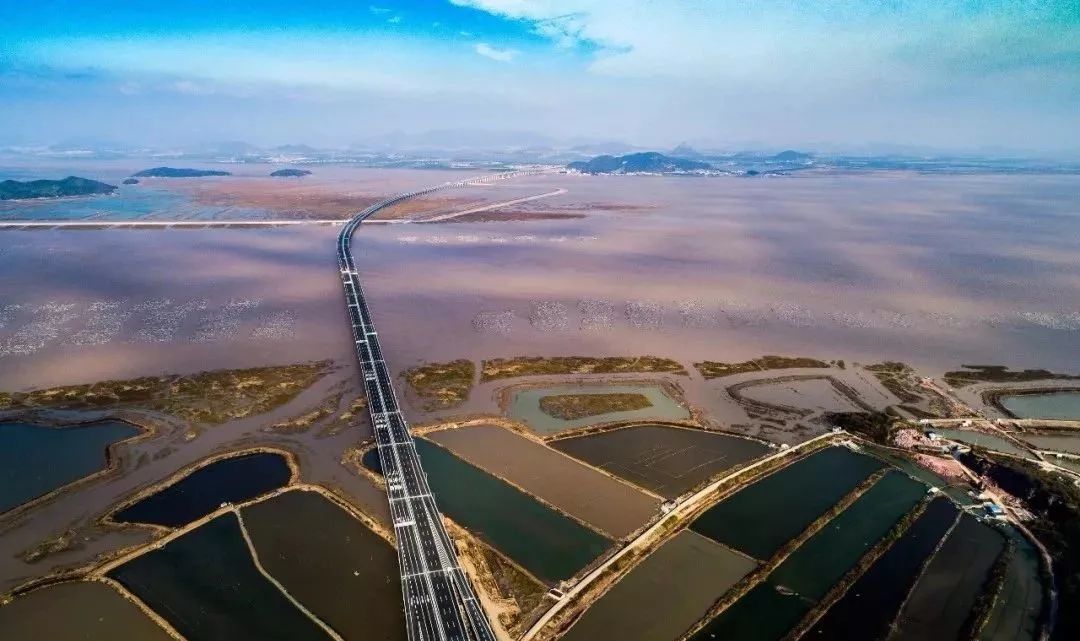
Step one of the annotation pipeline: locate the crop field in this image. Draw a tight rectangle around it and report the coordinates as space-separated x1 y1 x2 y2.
415 439 611 584
113 452 292 527
892 514 1007 641
0 581 172 641
241 490 405 641
807 498 960 641
550 424 769 498
561 530 756 641
691 447 883 560
109 513 329 641
427 425 660 538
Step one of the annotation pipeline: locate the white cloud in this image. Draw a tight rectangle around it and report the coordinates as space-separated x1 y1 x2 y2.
387 15 402 24
368 5 390 14
474 43 519 63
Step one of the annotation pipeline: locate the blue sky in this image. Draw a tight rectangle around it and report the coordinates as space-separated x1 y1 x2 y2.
2 1 1078 153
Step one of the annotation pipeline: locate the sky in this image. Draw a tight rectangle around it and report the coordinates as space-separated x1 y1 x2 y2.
1 0 1078 154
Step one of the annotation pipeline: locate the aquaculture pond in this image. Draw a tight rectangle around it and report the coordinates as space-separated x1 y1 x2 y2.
0 420 140 513
509 384 689 433
688 582 811 641
552 423 769 498
113 451 291 527
807 498 960 641
1020 433 1080 455
768 471 928 601
361 447 383 475
691 447 883 560
1001 391 1080 420
415 439 610 584
562 530 756 641
980 529 1044 641
0 581 173 641
892 514 1007 641
109 513 330 641
933 429 1032 457
242 490 405 641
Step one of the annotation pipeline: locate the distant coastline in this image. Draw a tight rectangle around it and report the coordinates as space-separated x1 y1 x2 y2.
0 176 116 201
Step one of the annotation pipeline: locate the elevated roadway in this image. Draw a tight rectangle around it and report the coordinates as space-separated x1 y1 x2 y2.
337 170 543 641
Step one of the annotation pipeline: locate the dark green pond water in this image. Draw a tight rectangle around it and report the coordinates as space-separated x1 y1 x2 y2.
688 582 812 641
769 470 928 601
691 447 883 560
242 490 405 641
113 452 290 527
807 497 960 641
0 420 140 513
109 513 330 641
415 439 610 584
1001 391 1080 420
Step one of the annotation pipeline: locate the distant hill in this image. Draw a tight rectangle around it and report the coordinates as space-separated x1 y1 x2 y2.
133 167 232 178
270 168 312 177
772 150 812 161
568 152 713 174
0 176 116 200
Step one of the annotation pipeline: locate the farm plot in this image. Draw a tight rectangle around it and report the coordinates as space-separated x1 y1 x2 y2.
427 424 660 538
691 447 883 560
551 424 769 499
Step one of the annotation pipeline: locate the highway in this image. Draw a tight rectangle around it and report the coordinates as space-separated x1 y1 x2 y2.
337 170 544 641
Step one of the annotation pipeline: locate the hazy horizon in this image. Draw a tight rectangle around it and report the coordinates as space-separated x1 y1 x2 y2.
3 1 1079 157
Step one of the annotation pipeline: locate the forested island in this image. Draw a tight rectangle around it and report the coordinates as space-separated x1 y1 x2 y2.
0 176 117 200
132 167 232 178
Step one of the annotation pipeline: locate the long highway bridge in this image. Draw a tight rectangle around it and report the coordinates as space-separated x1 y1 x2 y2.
337 170 543 641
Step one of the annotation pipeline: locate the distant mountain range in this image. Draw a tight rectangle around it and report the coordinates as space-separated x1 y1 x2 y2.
0 176 116 200
568 152 713 174
133 167 232 178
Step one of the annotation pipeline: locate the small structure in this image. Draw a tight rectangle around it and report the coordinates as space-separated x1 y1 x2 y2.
984 502 1006 518
927 431 943 441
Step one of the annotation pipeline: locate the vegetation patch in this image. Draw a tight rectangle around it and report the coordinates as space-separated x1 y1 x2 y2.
865 361 925 403
944 365 1080 389
538 392 652 420
480 356 685 382
404 359 475 410
0 361 333 426
694 355 829 379
825 411 896 444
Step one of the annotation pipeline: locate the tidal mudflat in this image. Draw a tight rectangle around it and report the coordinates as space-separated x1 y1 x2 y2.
550 424 769 498
691 447 883 560
0 420 139 513
1001 391 1080 420
807 498 960 641
508 384 689 433
427 424 660 537
414 439 610 584
892 514 1007 641
561 530 756 641
242 489 405 641
113 451 292 527
109 513 330 641
352 172 1080 390
0 580 173 641
738 377 864 414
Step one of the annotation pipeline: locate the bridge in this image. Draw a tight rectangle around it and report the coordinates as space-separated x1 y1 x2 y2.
337 169 545 641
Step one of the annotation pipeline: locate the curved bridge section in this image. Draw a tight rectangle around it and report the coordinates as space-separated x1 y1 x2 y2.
336 171 543 641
